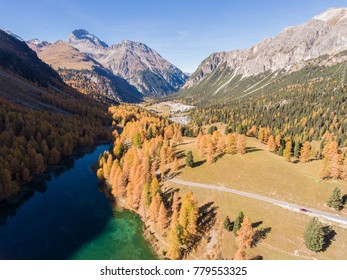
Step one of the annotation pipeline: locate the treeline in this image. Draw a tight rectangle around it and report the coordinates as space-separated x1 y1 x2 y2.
97 105 208 259
0 97 111 201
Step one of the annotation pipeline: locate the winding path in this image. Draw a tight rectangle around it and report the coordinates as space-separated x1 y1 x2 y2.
169 178 347 227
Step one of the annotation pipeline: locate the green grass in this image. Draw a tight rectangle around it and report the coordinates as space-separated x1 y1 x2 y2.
162 135 347 260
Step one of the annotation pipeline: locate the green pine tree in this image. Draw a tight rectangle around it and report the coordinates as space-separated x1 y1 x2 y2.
294 141 301 158
233 211 244 236
277 145 284 156
186 151 194 167
304 218 325 252
327 188 343 211
223 216 233 231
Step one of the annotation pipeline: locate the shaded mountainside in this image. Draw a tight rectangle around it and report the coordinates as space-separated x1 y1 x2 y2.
68 29 188 96
0 30 111 201
28 39 142 103
178 8 347 104
0 30 62 87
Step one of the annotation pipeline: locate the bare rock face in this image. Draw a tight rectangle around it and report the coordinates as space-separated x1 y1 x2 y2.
185 8 347 89
68 30 188 96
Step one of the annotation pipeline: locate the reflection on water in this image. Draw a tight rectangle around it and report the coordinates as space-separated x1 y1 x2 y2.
0 145 157 260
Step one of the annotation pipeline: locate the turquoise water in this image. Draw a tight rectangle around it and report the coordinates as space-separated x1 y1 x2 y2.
0 145 157 260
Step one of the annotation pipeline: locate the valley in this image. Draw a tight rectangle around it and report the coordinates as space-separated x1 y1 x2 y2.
1 5 347 262
144 101 194 125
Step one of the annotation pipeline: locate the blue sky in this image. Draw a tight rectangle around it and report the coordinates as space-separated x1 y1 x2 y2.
1 0 346 72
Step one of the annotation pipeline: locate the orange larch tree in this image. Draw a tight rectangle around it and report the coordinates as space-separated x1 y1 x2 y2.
299 141 311 163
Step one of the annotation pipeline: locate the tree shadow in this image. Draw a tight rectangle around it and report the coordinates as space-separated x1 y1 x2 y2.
214 152 225 162
252 221 263 228
161 188 180 214
183 201 218 257
176 141 194 147
322 226 336 252
252 227 272 247
174 151 186 160
178 164 186 170
250 255 263 260
246 147 262 153
193 160 206 168
342 194 347 206
170 171 182 179
197 201 218 233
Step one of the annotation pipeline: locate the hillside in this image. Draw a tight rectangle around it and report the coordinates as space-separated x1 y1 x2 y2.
0 30 111 201
176 8 347 104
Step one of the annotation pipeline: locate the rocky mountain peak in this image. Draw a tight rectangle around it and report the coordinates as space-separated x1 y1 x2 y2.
68 29 108 48
313 7 347 24
119 40 149 51
27 38 50 49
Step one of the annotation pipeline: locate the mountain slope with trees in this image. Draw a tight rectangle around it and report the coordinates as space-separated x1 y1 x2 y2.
0 30 111 201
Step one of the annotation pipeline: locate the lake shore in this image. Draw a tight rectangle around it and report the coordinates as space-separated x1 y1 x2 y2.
105 190 166 260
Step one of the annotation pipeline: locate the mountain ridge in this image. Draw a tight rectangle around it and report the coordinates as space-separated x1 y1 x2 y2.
67 29 188 96
182 7 347 96
27 39 142 103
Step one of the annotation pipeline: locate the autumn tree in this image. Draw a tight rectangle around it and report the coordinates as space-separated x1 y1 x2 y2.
342 159 347 181
216 136 226 153
178 192 198 243
150 177 160 198
234 248 246 260
330 153 342 180
170 192 179 229
267 135 277 152
283 140 292 162
207 142 215 164
158 202 168 230
149 193 161 223
299 141 311 163
236 216 254 249
167 226 181 260
320 156 331 179
237 134 246 154
225 133 237 154
171 157 179 173
275 134 282 149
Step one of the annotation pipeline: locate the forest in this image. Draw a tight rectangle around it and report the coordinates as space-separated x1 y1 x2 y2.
96 105 264 259
0 96 111 201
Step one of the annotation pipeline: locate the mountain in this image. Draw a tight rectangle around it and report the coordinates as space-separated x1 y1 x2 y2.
67 29 188 96
67 29 108 48
27 39 142 103
0 29 111 200
179 8 347 104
